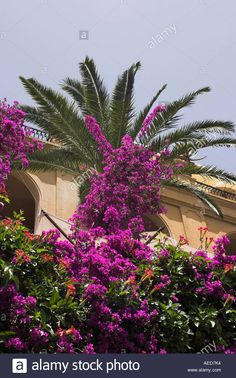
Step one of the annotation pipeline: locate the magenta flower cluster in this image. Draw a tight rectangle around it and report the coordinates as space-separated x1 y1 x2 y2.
0 99 43 191
71 116 173 237
137 103 166 139
0 108 236 354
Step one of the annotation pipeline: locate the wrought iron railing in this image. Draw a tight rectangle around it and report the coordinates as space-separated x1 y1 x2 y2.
23 125 51 142
196 182 236 202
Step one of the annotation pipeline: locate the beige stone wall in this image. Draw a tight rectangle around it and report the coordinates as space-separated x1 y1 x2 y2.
159 185 236 249
7 169 236 249
9 170 78 236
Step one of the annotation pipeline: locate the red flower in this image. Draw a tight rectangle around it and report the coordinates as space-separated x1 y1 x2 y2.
66 284 76 297
2 218 13 226
15 249 31 264
24 230 35 241
179 235 189 246
141 269 154 282
224 263 234 273
41 254 54 263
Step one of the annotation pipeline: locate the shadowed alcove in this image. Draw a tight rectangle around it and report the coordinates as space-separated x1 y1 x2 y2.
1 173 40 232
226 233 236 255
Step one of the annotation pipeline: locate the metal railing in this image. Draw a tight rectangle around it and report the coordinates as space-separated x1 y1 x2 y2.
23 125 51 142
196 182 236 202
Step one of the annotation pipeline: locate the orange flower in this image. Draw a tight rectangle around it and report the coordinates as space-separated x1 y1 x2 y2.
66 284 76 297
56 328 64 336
150 284 161 295
65 326 76 335
141 269 154 282
198 226 208 232
125 276 136 285
224 263 234 273
15 249 31 264
224 294 235 305
41 253 54 263
59 258 71 269
24 230 35 241
2 218 13 226
179 235 189 246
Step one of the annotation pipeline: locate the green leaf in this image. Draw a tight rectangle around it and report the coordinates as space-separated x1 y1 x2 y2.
110 62 141 147
50 288 60 305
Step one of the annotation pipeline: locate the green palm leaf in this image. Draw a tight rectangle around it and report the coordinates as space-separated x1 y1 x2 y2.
180 164 236 184
138 87 210 146
172 136 236 159
110 62 141 147
19 58 236 213
61 78 85 111
151 120 235 152
129 84 167 139
79 56 110 135
165 179 223 217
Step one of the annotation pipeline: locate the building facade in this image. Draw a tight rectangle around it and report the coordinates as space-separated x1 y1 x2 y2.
2 129 236 254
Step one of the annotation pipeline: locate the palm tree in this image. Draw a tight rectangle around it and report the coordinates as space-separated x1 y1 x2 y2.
19 57 236 216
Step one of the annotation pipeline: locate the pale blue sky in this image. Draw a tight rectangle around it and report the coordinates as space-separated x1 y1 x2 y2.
1 0 236 171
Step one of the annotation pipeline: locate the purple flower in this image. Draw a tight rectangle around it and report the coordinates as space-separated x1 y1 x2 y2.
6 337 26 351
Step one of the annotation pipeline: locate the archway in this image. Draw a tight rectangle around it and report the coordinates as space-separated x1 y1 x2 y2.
0 172 40 232
143 214 171 236
225 233 236 255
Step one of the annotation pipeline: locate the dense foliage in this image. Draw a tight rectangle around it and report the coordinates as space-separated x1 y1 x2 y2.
0 217 235 353
71 115 174 237
20 57 236 216
0 100 235 353
0 100 43 192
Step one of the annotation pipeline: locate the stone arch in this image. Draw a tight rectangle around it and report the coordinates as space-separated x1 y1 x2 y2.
143 214 172 237
1 171 41 232
225 232 236 255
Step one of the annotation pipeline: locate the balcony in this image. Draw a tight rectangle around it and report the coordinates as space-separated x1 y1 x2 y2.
196 181 236 202
23 125 236 203
23 125 51 142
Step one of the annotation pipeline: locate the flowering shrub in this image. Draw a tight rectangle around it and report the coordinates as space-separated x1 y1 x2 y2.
0 108 235 353
71 116 173 237
0 99 43 191
0 215 235 353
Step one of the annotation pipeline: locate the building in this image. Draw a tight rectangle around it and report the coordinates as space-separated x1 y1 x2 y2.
2 127 236 254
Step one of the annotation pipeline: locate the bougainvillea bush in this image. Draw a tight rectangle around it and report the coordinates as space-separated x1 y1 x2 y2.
0 216 235 353
0 99 43 192
71 115 176 238
0 104 235 353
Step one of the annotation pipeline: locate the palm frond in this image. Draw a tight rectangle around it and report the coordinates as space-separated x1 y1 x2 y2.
20 105 52 130
138 87 210 146
20 77 84 147
129 84 167 138
61 78 85 110
23 148 85 174
165 179 223 217
180 164 236 184
172 136 236 159
109 62 141 147
79 56 109 135
151 120 235 152
20 77 101 163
